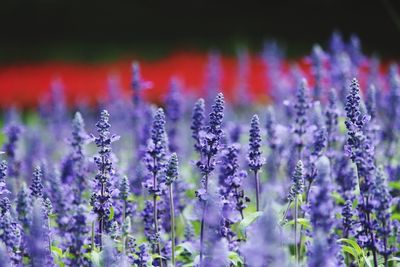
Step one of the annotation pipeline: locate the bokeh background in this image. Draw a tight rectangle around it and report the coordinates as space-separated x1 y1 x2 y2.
1 0 400 107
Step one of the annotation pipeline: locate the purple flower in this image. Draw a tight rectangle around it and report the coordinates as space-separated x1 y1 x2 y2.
191 98 206 153
3 123 22 178
90 109 118 248
341 199 354 238
325 88 340 158
293 78 311 158
165 153 178 186
26 199 53 266
247 114 265 172
165 78 183 153
309 44 327 100
371 166 394 262
30 166 44 199
241 199 288 267
287 160 305 202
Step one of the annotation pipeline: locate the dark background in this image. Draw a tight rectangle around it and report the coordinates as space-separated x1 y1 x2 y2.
1 0 400 62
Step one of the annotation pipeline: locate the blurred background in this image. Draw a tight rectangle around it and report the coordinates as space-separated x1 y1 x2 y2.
1 0 400 107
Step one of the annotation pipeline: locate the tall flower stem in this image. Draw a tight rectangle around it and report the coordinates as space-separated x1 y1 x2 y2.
254 170 260 211
248 114 264 212
91 221 95 251
166 152 179 267
196 93 224 267
365 197 378 267
287 161 304 266
169 183 176 267
199 156 211 267
152 157 163 267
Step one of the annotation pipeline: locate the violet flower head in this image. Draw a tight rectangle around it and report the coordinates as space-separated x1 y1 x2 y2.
148 108 168 167
16 183 31 228
165 153 178 186
165 78 183 152
30 166 44 199
329 31 345 55
309 157 335 233
294 78 311 157
287 160 305 202
310 44 327 100
366 84 377 121
65 204 90 266
134 243 151 266
131 62 152 106
218 144 239 194
205 51 222 101
0 161 9 197
308 231 339 267
341 199 353 237
90 109 118 247
344 78 375 192
71 112 88 161
344 78 364 131
372 166 394 258
207 92 224 139
191 98 206 152
247 114 265 172
119 176 129 201
0 211 21 265
196 93 225 179
3 123 22 177
93 109 119 184
27 199 52 266
265 106 278 150
325 88 339 152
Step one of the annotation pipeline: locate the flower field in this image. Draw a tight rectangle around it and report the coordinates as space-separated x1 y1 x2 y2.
0 34 400 267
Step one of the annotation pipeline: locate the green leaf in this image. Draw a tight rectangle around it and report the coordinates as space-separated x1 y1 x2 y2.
127 194 136 202
108 206 115 221
51 246 63 258
191 220 201 236
338 238 363 256
287 218 310 228
238 211 263 239
342 245 357 258
175 242 195 256
228 251 244 266
362 255 372 267
91 251 101 267
389 181 400 190
332 191 345 204
391 213 400 221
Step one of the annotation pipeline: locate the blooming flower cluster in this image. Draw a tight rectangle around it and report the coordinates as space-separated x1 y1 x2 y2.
0 33 400 267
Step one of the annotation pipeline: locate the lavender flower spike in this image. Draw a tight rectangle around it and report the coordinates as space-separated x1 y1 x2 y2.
191 98 206 152
30 166 44 199
90 109 118 249
166 153 178 266
294 78 311 159
247 114 265 211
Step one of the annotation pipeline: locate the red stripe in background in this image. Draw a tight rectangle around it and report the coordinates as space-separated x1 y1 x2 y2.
0 51 313 108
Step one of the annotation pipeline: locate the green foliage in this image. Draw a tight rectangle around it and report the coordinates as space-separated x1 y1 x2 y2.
237 211 262 240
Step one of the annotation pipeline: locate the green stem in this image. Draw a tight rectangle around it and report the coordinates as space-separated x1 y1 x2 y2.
153 158 163 267
254 170 260 211
169 184 176 267
122 201 126 255
91 221 95 251
47 217 52 251
199 155 211 267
